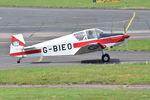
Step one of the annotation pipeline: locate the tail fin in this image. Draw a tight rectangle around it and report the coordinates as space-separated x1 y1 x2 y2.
9 34 26 57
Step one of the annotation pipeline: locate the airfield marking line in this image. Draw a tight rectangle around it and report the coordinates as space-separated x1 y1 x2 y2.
79 19 130 26
0 19 130 29
0 25 123 29
0 63 25 68
81 26 123 30
0 40 44 44
38 56 44 62
125 12 136 32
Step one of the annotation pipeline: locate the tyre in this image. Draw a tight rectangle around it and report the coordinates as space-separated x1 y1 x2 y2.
17 61 20 63
102 53 110 62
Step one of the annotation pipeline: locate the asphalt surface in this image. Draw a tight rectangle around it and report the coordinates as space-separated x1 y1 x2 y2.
0 7 150 33
0 7 150 69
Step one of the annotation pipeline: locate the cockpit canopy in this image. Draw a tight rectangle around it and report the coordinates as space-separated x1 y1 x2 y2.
73 28 104 41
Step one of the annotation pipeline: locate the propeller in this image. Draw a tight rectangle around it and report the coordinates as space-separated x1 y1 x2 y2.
110 22 114 34
125 38 129 49
123 25 129 49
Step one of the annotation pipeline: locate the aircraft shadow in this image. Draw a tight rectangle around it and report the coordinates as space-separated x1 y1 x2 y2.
31 59 120 64
81 59 120 64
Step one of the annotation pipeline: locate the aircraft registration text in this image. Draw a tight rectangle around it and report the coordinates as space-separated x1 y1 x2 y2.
42 43 72 53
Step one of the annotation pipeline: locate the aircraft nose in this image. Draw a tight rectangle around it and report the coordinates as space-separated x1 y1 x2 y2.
123 34 130 39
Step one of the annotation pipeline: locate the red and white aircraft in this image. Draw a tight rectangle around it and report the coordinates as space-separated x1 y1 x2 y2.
10 28 130 63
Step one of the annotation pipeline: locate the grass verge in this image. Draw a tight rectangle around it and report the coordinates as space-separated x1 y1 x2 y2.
108 40 150 51
0 63 150 85
0 88 150 100
0 0 149 9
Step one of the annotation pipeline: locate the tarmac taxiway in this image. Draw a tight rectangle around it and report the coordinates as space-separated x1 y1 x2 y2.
0 7 150 69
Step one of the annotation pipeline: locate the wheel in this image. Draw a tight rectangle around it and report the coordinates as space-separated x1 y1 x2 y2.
17 60 20 63
102 53 110 62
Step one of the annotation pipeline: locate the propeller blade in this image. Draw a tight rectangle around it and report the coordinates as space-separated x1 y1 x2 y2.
123 23 126 34
125 39 129 50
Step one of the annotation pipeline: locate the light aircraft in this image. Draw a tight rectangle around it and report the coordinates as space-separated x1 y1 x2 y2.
9 28 130 63
9 12 135 63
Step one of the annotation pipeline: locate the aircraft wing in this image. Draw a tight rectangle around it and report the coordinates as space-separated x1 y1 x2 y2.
75 43 106 55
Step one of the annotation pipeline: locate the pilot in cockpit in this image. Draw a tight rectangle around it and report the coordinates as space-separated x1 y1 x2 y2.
87 30 94 39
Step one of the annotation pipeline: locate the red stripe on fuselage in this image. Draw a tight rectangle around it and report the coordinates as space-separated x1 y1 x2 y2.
10 49 41 56
73 35 124 48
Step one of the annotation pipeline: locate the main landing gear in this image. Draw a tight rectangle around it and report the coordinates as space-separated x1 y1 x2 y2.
101 50 110 63
17 57 23 63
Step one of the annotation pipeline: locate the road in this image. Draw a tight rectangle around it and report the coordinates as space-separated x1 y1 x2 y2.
0 7 150 69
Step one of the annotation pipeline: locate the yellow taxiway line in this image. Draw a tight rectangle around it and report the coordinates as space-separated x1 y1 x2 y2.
38 56 44 62
125 12 136 32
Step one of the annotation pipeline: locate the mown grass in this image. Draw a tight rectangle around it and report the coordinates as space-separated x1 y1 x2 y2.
0 63 150 85
109 40 150 51
0 88 150 100
0 0 149 9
